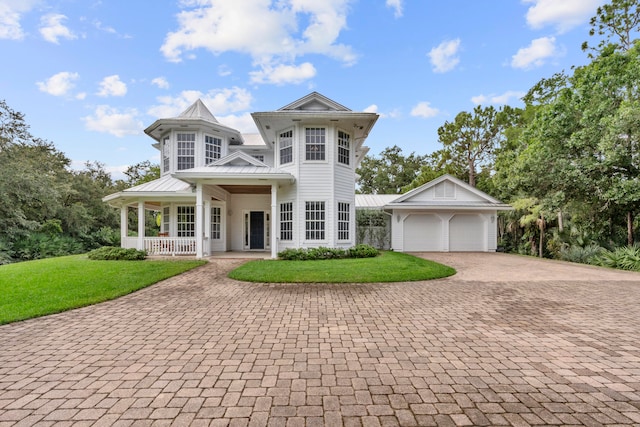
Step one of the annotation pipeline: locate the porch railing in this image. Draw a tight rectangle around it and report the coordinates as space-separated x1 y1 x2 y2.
143 237 197 255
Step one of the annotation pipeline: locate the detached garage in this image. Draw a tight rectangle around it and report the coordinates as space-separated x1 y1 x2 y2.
384 175 512 252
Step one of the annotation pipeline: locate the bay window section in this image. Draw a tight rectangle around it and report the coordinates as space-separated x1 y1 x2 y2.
338 131 350 165
177 133 195 170
162 137 170 173
305 201 325 240
305 128 325 161
280 130 293 165
338 202 350 240
205 135 222 164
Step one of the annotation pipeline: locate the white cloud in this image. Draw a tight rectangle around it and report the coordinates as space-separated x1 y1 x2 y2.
97 75 127 97
249 62 316 85
218 65 232 76
83 105 143 137
39 14 77 44
151 77 170 89
411 101 440 118
471 90 525 105
147 87 253 119
363 104 399 119
217 112 259 134
386 0 403 18
160 0 357 79
523 0 603 33
36 71 79 96
364 104 378 113
428 39 461 73
511 36 558 69
0 0 39 40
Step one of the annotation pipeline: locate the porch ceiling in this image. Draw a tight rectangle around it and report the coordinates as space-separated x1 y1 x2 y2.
219 185 271 194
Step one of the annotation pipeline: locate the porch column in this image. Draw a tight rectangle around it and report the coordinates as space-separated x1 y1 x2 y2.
137 201 145 250
271 184 277 259
120 206 128 248
204 199 211 257
195 182 204 258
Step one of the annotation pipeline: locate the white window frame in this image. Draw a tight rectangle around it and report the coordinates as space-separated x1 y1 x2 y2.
177 206 195 237
205 135 222 164
210 206 222 240
280 202 293 241
279 129 293 165
162 137 170 173
305 127 326 161
337 130 350 166
162 206 170 234
177 133 195 170
305 201 325 241
337 202 350 241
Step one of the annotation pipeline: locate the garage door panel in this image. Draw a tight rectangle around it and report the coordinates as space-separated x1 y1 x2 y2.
449 214 484 251
403 214 443 251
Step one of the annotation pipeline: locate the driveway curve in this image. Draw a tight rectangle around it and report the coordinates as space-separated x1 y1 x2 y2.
1 253 640 426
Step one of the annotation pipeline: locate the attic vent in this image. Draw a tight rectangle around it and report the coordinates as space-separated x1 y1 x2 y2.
435 181 456 199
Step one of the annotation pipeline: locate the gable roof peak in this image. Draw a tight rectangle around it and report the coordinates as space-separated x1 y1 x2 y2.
178 99 219 123
278 91 351 112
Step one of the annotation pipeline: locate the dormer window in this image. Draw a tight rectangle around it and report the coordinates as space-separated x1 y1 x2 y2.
205 135 222 164
279 130 293 165
177 133 195 170
338 130 350 165
305 128 325 161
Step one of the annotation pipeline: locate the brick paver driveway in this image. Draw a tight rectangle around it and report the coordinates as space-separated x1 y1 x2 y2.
2 253 640 426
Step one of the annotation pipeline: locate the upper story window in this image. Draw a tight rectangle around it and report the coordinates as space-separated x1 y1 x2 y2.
177 133 195 170
338 130 350 165
162 137 170 173
253 155 265 162
205 135 222 164
279 130 293 165
305 128 325 161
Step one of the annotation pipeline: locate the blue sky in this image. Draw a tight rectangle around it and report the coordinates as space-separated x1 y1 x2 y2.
1 0 605 179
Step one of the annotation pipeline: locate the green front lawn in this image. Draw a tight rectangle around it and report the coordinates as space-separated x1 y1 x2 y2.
0 255 206 325
228 251 456 283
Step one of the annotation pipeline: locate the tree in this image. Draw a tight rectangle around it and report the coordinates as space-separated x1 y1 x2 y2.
583 0 640 54
119 160 160 186
436 105 511 187
356 145 427 194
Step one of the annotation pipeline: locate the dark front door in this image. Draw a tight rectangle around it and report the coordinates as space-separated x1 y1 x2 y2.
250 211 265 249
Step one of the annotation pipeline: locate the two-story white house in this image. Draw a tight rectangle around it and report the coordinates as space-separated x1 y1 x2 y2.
104 92 379 258
104 92 510 258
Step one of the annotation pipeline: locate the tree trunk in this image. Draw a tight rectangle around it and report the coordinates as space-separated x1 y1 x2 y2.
628 211 634 246
468 160 475 187
557 210 563 233
538 214 545 258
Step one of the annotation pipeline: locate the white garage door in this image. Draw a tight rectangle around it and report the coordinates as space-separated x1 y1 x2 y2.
403 214 443 251
449 214 485 251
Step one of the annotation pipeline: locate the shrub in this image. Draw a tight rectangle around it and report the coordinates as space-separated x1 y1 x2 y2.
558 244 604 265
87 246 147 261
278 244 378 261
595 245 640 271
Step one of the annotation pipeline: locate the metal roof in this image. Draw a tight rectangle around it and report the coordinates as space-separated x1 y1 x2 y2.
355 194 399 209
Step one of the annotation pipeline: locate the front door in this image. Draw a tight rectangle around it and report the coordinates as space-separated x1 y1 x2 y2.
249 211 265 249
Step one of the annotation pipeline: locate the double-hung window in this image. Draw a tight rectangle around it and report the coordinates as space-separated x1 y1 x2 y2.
305 128 325 161
337 202 350 241
210 206 221 239
305 201 325 240
162 207 170 234
205 135 222 164
280 130 293 165
177 206 195 237
280 202 293 241
338 131 350 165
162 137 170 173
177 133 195 170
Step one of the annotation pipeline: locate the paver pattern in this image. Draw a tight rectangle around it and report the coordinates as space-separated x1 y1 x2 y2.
1 253 640 426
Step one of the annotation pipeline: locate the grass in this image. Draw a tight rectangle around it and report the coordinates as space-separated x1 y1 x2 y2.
228 251 456 283
0 255 206 325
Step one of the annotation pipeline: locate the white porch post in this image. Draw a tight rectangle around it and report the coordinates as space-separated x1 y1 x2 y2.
195 182 204 258
137 201 145 250
271 184 277 259
204 199 211 256
120 206 128 248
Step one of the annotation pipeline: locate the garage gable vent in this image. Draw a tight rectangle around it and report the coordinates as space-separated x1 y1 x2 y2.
435 181 456 199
